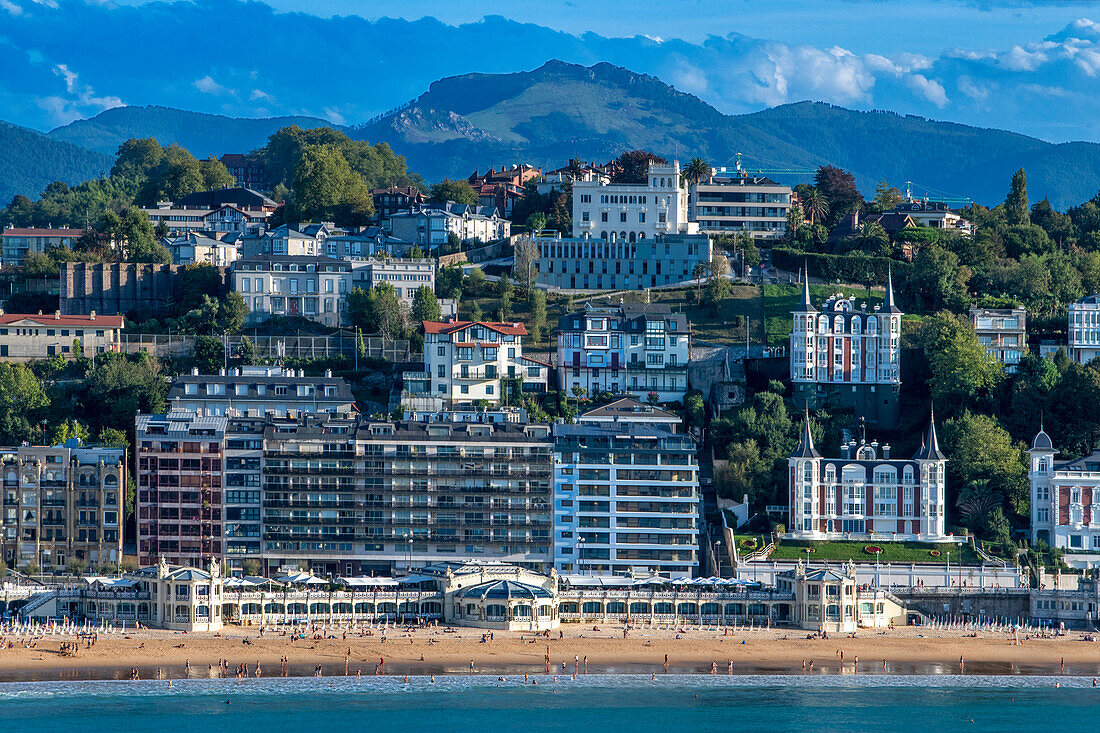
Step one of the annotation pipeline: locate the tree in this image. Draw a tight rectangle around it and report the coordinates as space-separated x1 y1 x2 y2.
1005 168 1029 227
118 208 170 263
291 144 374 225
907 244 971 312
704 276 732 311
802 188 829 227
50 418 89 446
84 354 168 435
435 264 464 300
369 282 407 339
611 150 668 184
242 559 262 576
177 264 225 311
869 179 904 213
919 313 1003 412
942 411 1029 519
410 285 442 323
194 335 224 373
512 236 541 299
465 267 487 295
530 289 547 344
813 166 863 224
429 178 478 206
785 202 805 239
708 252 730 279
198 157 234 189
469 301 484 323
681 157 711 188
0 363 49 443
95 427 128 447
219 292 248 333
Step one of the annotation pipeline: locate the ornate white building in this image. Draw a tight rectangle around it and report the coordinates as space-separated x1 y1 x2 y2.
790 273 902 426
571 160 696 242
1069 294 1100 365
1028 426 1100 554
787 413 949 541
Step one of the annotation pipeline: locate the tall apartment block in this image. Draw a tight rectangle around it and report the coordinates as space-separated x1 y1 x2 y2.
136 411 227 566
0 443 125 572
552 419 700 575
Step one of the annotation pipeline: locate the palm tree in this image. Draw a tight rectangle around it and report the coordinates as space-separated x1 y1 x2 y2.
681 157 711 188
803 188 829 227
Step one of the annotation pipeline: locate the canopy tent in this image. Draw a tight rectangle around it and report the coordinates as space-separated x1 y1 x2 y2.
276 572 328 586
394 574 437 585
82 576 140 588
337 577 399 588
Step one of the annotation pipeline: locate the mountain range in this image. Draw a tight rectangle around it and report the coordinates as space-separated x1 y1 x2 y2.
6 60 1100 210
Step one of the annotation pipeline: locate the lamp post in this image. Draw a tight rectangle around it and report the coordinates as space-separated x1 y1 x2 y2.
713 540 722 577
578 536 585 577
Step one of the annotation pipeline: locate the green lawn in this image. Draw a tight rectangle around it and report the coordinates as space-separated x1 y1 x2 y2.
734 535 982 565
761 283 886 348
650 284 763 346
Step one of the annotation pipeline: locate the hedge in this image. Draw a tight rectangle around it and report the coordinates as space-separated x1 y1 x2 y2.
772 247 912 285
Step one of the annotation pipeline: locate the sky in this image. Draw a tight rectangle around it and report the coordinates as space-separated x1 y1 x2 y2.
4 0 1100 142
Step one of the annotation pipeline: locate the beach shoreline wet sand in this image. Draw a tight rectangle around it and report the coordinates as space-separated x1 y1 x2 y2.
2 626 1100 682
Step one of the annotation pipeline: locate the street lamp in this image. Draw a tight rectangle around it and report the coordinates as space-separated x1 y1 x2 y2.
714 540 722 577
578 536 585 577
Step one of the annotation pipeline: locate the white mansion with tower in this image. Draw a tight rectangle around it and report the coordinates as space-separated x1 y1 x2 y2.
787 413 949 542
790 273 902 427
1028 426 1100 553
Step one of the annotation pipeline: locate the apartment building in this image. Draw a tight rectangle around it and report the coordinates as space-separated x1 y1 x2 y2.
222 418 264 571
553 420 700 575
0 442 125 572
790 275 902 427
556 304 690 403
349 258 435 303
143 203 270 235
218 156 269 192
788 415 949 541
231 255 351 327
571 160 695 242
420 319 548 406
691 170 792 240
259 415 554 576
1069 294 1100 365
529 231 711 290
167 366 357 417
0 311 123 360
970 305 1027 372
136 410 228 567
1029 426 1100 556
387 204 510 247
888 201 973 234
1 227 84 266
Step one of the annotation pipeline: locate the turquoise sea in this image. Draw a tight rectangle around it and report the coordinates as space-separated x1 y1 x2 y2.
2 675 1098 733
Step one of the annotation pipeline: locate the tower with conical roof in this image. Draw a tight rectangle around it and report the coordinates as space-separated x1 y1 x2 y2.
790 266 818 387
788 410 821 537
911 407 948 537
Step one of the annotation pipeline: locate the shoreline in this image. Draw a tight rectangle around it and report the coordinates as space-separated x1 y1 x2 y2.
2 627 1100 682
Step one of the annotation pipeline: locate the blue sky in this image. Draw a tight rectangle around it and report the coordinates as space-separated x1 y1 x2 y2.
3 0 1100 142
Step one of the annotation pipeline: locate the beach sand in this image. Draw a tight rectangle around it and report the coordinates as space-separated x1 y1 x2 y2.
1 626 1100 681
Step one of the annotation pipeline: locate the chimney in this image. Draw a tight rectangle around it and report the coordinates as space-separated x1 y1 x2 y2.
882 444 891 459
325 369 332 378
89 310 96 320
54 311 60 319
840 444 849 459
192 367 199 376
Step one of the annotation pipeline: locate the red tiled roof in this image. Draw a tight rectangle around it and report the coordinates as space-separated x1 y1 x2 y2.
423 320 527 336
521 355 551 367
0 313 124 328
2 228 84 237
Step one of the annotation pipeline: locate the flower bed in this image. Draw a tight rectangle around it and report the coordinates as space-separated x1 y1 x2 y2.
929 550 941 557
863 545 883 555
740 539 759 549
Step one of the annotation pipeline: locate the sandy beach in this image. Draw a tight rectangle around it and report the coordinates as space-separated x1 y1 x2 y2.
2 625 1100 681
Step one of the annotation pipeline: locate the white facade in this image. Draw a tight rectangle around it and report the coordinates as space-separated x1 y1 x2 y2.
143 204 270 235
1029 428 1100 553
387 204 510 247
232 255 351 327
790 277 902 386
163 233 239 267
788 417 949 542
571 161 696 242
553 422 700 575
350 258 435 304
422 320 547 405
0 312 122 360
1069 294 1100 365
555 304 690 402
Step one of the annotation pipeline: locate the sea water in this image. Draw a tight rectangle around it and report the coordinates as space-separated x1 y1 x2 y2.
1 675 1096 732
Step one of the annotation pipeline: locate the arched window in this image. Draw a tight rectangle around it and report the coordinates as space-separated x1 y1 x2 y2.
867 316 878 333
833 316 844 333
638 232 646 240
629 231 637 243
852 318 861 335
903 465 915 484
601 231 608 241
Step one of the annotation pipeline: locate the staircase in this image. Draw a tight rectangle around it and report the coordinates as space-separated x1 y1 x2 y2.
17 590 58 619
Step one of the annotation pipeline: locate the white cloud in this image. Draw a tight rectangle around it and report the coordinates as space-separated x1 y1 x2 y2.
194 75 230 95
54 63 77 93
322 106 346 125
908 74 948 108
1000 44 1050 71
249 88 274 102
957 75 991 103
42 62 122 124
0 0 22 15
